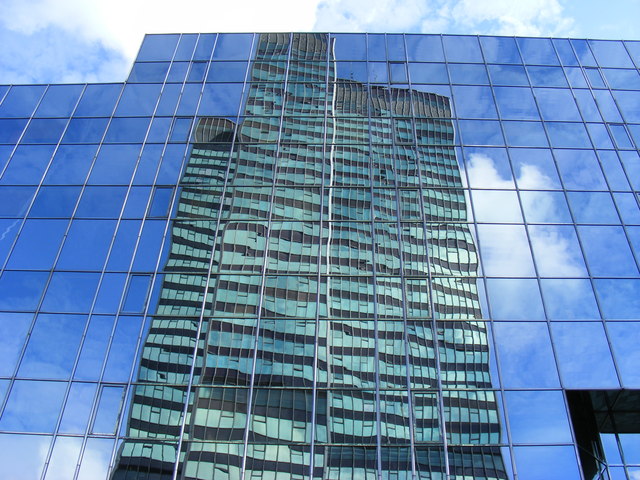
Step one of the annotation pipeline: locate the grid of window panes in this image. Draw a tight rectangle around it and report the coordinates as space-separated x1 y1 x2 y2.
0 32 639 480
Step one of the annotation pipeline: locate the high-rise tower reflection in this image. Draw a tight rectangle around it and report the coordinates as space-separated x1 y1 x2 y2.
114 33 506 480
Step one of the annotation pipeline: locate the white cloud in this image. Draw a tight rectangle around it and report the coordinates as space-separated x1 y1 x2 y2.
314 0 575 36
449 0 574 36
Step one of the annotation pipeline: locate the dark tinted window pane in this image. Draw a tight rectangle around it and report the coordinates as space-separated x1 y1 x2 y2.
88 144 141 185
7 219 66 269
43 144 98 185
63 118 109 143
30 186 81 217
1 145 55 185
0 119 28 144
21 118 67 144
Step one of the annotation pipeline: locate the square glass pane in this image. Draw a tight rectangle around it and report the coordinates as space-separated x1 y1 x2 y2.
567 192 620 224
493 322 559 387
540 279 600 320
506 391 572 443
487 65 529 86
594 279 640 320
477 225 536 276
443 35 483 63
578 225 638 276
494 87 539 120
74 84 122 117
528 225 588 277
452 86 497 119
480 36 522 64
486 278 544 320
34 85 82 117
517 37 560 65
551 322 618 389
0 85 45 117
448 64 489 85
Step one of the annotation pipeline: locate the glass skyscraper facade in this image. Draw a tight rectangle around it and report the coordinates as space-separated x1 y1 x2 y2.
0 33 639 480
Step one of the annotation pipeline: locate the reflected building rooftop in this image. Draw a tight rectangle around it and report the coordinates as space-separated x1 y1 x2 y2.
0 33 639 480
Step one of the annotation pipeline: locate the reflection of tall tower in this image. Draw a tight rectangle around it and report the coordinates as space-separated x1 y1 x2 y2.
114 33 506 479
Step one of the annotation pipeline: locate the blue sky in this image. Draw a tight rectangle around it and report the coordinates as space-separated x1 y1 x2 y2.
1 0 639 84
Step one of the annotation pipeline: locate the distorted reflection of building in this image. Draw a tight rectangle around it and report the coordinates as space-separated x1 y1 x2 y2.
113 33 506 479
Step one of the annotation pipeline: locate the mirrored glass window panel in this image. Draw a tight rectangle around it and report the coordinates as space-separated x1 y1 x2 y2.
534 88 581 121
0 85 45 118
599 150 631 190
570 39 598 66
614 193 640 224
367 61 388 83
367 33 386 61
458 120 504 146
0 380 66 432
193 33 216 61
567 192 620 224
480 36 522 64
612 90 640 123
0 313 32 376
0 119 27 144
0 271 49 311
128 62 170 82
198 83 244 117
486 278 545 320
487 64 529 86
452 86 497 119
405 35 444 62
74 315 115 380
448 63 489 85
30 185 81 217
526 66 568 87
586 123 614 149
578 226 638 277
137 34 179 61
146 117 171 143
187 61 208 82
21 118 67 144
102 315 143 382
528 225 588 277
594 279 640 320
7 219 67 270
332 33 366 60
520 191 572 223
493 322 559 387
553 149 606 190
471 190 522 223
213 33 254 60
602 68 640 90
57 219 117 270
573 89 603 122
594 90 625 122
114 84 162 116
88 144 141 185
540 279 600 320
43 144 98 185
93 274 127 313
553 39 579 66
408 63 449 84
563 67 588 88
510 148 561 189
34 84 83 118
63 117 109 143
41 272 100 313
175 83 201 116
607 322 640 387
503 121 548 147
76 186 127 218
104 117 151 143
0 434 51 479
493 87 539 120
551 322 619 389
514 446 581 480
589 40 634 68
18 313 86 379
546 123 591 148
506 390 572 443
443 35 483 63
77 438 114 480
477 225 536 276
207 61 249 82
463 147 514 188
92 385 125 434
619 151 640 190
46 436 83 479
74 84 122 117
517 37 560 65
609 123 634 149
386 34 406 61
0 145 54 187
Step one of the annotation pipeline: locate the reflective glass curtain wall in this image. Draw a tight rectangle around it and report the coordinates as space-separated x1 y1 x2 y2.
0 33 640 480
